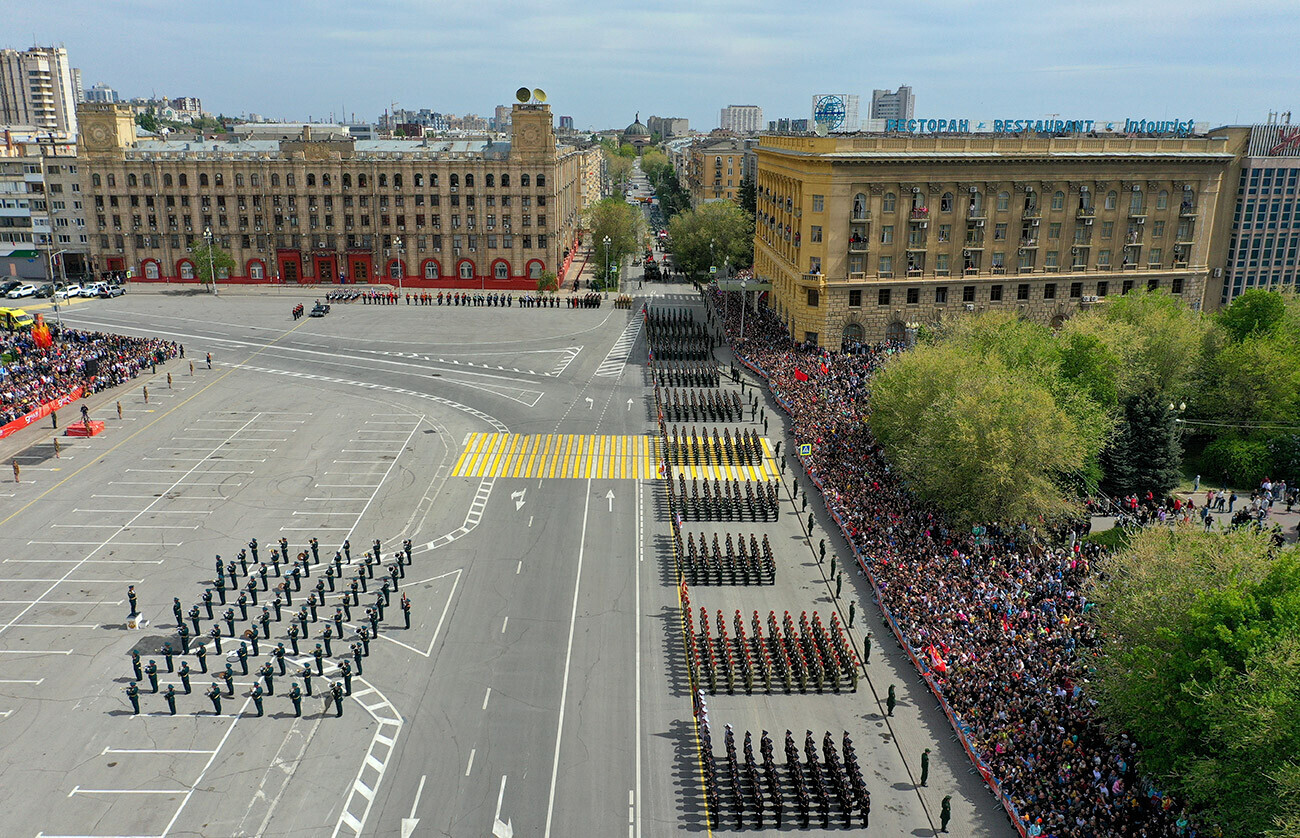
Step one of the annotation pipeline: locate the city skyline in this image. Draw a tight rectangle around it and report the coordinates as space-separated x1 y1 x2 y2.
8 0 1300 131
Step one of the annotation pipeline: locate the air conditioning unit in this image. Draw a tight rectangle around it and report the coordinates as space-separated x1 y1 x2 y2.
968 186 978 194
1136 217 1145 224
964 303 975 311
1084 218 1093 225
453 247 461 256
1213 267 1223 277
911 186 921 193
310 206 318 212
1017 248 1026 255
1031 219 1040 226
976 219 985 227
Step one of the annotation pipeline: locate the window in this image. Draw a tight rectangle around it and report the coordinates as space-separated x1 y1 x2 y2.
180 261 195 280
810 225 822 243
1153 220 1165 237
1048 223 1061 240
1149 247 1162 265
996 191 1010 211
494 261 508 279
878 288 891 306
990 284 1003 301
853 193 868 218
879 256 893 275
1017 283 1030 300
1101 221 1114 239
938 224 951 243
1045 251 1058 268
848 289 862 307
199 173 209 187
935 286 948 304
92 173 101 187
127 173 137 187
1051 191 1065 210
484 174 494 188
249 261 264 280
882 192 896 212
881 225 894 244
465 174 474 188
1098 249 1111 266
812 194 824 212
1122 279 1135 294
1096 281 1108 297
1105 191 1117 210
906 287 919 304
1148 277 1161 292
459 261 473 279
809 256 821 274
806 288 819 307
1069 282 1082 298
994 223 1007 241
1171 276 1184 294
424 260 439 279
940 192 953 212
1130 189 1144 214
143 261 159 279
1157 190 1169 210
937 253 950 274
163 174 173 187
500 174 509 187
521 174 530 187
962 285 975 302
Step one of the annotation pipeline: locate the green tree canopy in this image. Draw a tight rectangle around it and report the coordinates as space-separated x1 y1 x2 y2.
584 198 643 286
187 238 236 290
666 201 754 276
640 149 672 186
1217 288 1293 342
1093 527 1300 838
604 152 633 193
868 313 1108 524
653 167 692 220
1098 389 1183 497
1099 289 1209 397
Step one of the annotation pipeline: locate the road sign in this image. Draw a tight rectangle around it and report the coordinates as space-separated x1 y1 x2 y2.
799 443 812 457
709 266 717 275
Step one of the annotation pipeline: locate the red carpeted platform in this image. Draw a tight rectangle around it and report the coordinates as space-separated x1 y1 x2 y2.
65 420 105 437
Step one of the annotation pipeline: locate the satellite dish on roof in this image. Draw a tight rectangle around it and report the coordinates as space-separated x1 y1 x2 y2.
515 87 531 104
814 121 829 137
533 88 547 103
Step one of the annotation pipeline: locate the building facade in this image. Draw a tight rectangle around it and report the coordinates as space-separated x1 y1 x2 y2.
76 102 598 288
0 47 80 133
1215 122 1300 306
0 128 89 281
870 86 915 121
688 138 746 205
84 83 119 104
647 115 689 140
720 105 763 135
753 131 1235 346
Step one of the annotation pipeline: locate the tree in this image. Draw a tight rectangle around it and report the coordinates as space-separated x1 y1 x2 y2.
1098 389 1183 497
537 269 557 293
584 199 643 288
1093 527 1300 838
653 167 692 220
640 149 672 186
738 175 756 216
187 238 236 292
604 152 633 193
1100 289 1208 397
666 201 754 276
1217 288 1291 343
135 108 160 134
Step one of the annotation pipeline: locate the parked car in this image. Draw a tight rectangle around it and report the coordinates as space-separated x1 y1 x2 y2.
34 283 54 298
99 283 125 298
54 284 82 299
6 284 37 299
80 282 106 297
0 307 35 331
0 280 22 296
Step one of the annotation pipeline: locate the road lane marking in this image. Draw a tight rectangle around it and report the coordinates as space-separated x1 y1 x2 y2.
465 748 476 776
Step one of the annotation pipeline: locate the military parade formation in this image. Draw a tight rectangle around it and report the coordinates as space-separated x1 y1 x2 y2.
121 535 415 718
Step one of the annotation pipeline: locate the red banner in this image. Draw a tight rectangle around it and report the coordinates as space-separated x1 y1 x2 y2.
0 387 84 440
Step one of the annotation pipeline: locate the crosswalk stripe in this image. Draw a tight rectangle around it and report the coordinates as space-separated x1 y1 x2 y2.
451 433 776 480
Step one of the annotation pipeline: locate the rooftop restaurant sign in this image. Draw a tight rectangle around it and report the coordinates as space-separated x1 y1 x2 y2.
884 117 1198 136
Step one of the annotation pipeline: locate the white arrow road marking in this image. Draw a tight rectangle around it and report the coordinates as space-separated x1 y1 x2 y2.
605 489 615 512
401 774 425 838
511 488 526 510
585 397 594 409
626 398 633 411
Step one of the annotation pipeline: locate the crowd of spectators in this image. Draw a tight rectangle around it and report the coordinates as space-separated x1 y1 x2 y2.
0 325 178 425
714 291 1196 838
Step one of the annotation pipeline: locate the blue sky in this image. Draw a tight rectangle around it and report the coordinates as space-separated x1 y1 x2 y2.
13 0 1300 130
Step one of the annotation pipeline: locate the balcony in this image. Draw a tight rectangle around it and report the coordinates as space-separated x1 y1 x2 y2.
801 272 823 283
906 238 927 251
967 208 986 220
850 209 871 222
1023 207 1041 219
1127 205 1147 218
1180 203 1198 217
910 207 930 220
1019 238 1039 248
1173 261 1189 269
847 271 866 281
848 240 868 253
1077 207 1095 219
963 239 984 249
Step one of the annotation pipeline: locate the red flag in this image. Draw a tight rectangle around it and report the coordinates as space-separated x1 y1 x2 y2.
819 362 829 375
794 368 809 382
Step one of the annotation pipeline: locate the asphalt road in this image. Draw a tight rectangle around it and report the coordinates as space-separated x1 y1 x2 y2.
0 279 1012 837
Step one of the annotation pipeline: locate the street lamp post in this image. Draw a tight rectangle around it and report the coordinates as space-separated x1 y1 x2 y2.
392 235 404 295
203 226 218 296
603 235 611 298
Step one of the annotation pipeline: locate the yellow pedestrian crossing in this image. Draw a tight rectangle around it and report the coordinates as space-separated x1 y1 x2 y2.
452 433 779 480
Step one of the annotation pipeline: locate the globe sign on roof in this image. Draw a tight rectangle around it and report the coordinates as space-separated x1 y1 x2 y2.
813 95 847 132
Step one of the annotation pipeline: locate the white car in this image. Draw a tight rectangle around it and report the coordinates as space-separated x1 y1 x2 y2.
54 284 82 299
6 284 37 299
81 282 106 297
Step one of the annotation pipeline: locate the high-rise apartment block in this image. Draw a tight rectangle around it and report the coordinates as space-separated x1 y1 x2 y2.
870 86 915 121
719 105 763 135
0 46 80 133
647 115 689 139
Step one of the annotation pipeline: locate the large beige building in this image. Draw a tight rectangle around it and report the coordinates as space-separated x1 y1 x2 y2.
76 101 598 287
688 138 746 205
0 47 80 134
753 131 1237 346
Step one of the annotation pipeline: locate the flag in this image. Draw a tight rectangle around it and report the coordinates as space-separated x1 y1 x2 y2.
794 368 809 382
819 362 828 375
31 314 51 349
